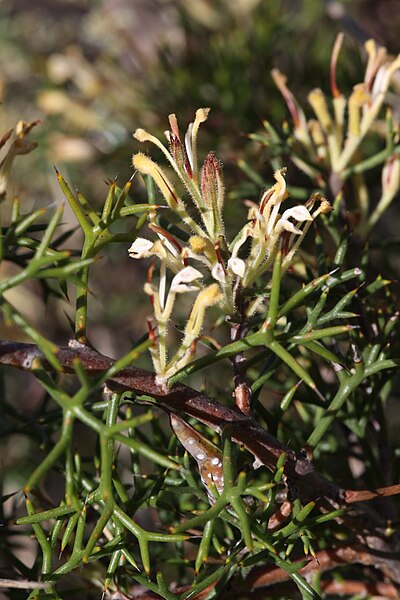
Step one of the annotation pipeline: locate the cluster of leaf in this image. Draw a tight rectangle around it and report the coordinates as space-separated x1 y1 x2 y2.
0 116 399 600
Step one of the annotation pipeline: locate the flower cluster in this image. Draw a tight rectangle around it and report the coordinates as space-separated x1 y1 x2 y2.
129 110 330 383
271 36 400 234
273 37 400 174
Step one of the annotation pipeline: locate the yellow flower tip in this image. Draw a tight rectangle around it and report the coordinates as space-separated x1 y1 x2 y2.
271 68 287 88
320 199 333 214
272 168 288 198
189 235 207 253
350 84 370 107
307 88 324 103
308 194 332 216
274 167 287 179
133 128 151 142
133 152 179 207
348 84 370 137
308 89 332 130
309 119 325 145
198 283 223 306
195 108 211 123
365 38 377 57
273 168 287 187
132 152 156 174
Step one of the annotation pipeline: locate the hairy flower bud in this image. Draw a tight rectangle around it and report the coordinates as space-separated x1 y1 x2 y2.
200 152 224 213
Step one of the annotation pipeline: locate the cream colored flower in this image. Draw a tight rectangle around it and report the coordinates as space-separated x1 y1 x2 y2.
170 266 203 293
211 263 226 283
227 257 246 278
276 205 313 235
128 237 154 258
281 205 313 222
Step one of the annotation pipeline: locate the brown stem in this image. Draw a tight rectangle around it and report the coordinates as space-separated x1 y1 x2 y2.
246 544 399 591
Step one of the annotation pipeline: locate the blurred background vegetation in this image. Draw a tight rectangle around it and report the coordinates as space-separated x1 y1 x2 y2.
1 0 400 597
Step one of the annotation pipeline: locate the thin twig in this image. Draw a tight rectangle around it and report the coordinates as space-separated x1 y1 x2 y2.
0 578 48 589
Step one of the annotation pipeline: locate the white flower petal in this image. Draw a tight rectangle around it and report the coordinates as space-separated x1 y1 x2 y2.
371 65 387 100
228 257 245 278
172 266 203 285
128 238 154 258
211 263 226 283
279 219 302 235
170 266 203 293
171 284 200 293
184 122 194 170
281 205 313 222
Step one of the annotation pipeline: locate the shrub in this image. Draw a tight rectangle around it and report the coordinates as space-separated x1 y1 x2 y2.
1 36 400 600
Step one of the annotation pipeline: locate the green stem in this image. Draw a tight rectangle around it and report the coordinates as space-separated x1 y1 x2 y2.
82 393 120 562
24 410 74 492
75 238 94 343
307 367 365 448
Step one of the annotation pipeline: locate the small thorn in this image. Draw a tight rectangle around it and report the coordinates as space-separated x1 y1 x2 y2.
313 387 326 403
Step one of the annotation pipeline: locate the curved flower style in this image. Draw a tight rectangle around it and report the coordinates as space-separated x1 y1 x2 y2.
129 109 330 382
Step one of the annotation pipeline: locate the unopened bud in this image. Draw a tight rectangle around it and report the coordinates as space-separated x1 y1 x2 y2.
308 89 332 131
348 84 370 137
309 119 325 146
168 113 181 141
168 132 188 174
200 151 224 213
